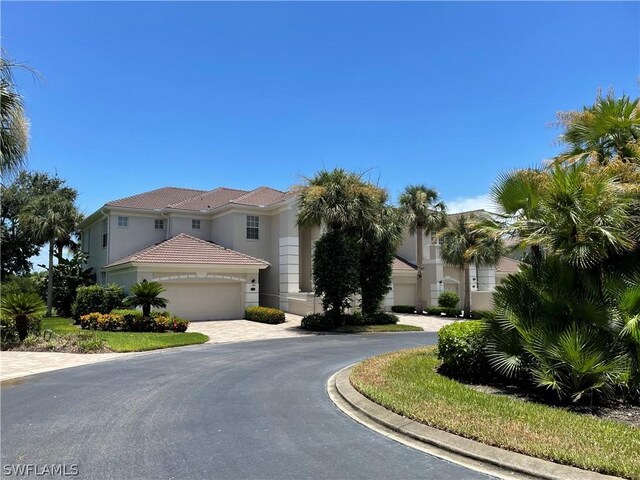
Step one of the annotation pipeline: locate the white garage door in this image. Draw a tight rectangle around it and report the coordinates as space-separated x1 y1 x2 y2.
394 284 416 306
162 282 243 321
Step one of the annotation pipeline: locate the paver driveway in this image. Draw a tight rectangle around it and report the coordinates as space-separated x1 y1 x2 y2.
1 333 492 480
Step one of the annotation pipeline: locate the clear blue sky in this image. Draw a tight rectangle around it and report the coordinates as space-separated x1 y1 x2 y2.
5 1 639 217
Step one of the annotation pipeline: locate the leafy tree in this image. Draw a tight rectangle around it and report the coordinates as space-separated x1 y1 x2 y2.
438 214 503 317
126 280 168 317
0 292 45 341
20 191 81 316
1 171 78 278
45 252 95 317
399 185 447 312
312 230 360 321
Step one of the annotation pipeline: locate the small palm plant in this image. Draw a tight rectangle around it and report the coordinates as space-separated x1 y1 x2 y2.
1 292 46 341
126 280 168 317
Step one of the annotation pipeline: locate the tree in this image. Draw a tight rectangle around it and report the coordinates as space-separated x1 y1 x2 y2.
19 192 81 316
46 251 96 317
554 91 640 167
126 280 168 317
0 51 31 177
399 185 447 312
1 171 78 279
438 214 504 317
1 292 45 341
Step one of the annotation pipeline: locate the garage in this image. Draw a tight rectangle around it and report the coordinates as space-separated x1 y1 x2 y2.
393 283 415 306
162 281 243 321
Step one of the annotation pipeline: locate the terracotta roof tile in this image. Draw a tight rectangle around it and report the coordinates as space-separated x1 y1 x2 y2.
106 187 207 210
105 234 270 268
229 186 287 207
167 188 248 211
393 256 416 271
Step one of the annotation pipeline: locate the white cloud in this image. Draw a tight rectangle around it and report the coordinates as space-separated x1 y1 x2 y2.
444 193 496 214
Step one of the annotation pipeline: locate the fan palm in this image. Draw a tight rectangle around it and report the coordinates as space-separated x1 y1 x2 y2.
1 292 45 341
399 185 447 312
19 192 80 316
127 280 168 317
438 214 503 317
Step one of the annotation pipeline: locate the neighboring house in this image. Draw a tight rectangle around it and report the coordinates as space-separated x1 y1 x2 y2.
80 186 512 320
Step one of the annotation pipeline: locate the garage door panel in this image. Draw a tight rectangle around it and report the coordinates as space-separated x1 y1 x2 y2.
394 284 415 306
161 282 242 321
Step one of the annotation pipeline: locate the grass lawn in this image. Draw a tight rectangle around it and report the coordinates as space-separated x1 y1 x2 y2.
336 324 423 333
42 317 209 352
351 347 640 480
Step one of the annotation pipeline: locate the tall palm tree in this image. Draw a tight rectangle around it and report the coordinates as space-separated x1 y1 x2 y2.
19 192 80 316
554 91 640 167
399 185 447 312
438 214 504 317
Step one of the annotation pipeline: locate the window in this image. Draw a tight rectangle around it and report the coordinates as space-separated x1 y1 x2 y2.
117 216 128 228
100 272 107 285
155 219 164 230
102 219 108 248
246 215 259 240
192 219 201 230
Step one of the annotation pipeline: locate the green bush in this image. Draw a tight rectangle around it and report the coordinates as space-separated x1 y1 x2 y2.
0 315 42 346
426 306 461 317
391 305 415 314
362 312 399 325
171 318 189 333
72 284 125 320
112 309 144 331
438 290 460 308
469 310 496 320
245 306 286 324
301 313 336 331
80 312 123 331
437 321 488 378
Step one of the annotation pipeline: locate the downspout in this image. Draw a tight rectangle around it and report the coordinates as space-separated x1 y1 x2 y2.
161 211 170 239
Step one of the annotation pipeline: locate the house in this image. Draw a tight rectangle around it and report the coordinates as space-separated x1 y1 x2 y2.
79 186 505 320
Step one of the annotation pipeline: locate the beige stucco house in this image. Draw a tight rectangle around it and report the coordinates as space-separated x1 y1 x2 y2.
80 186 511 320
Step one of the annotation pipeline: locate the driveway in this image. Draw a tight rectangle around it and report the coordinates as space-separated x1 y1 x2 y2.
1 333 492 480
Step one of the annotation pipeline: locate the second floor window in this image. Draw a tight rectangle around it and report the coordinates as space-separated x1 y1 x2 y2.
118 216 128 228
155 219 164 230
246 215 259 240
102 219 108 248
192 219 201 230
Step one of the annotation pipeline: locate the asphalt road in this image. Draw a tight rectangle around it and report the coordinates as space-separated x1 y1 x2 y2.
1 333 493 480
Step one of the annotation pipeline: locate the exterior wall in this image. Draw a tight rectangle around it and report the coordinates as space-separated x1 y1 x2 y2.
169 216 211 241
82 217 109 281
210 214 235 249
105 268 139 293
277 207 299 311
471 291 494 310
109 213 167 263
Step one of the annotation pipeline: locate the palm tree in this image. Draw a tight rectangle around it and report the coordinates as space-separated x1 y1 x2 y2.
554 91 640 167
1 292 45 341
19 192 80 316
399 185 447 313
438 214 504 317
127 280 168 317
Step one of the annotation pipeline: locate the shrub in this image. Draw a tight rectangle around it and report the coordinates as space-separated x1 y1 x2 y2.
0 292 46 341
0 315 42 346
245 306 286 325
437 321 488 378
438 290 460 308
80 313 123 331
362 312 399 325
73 284 125 320
426 306 461 317
112 309 145 331
469 310 496 320
301 313 336 331
171 318 189 333
391 305 415 314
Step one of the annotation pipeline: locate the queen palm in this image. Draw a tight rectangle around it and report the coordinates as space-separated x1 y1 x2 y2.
438 214 504 317
399 185 447 313
19 192 80 316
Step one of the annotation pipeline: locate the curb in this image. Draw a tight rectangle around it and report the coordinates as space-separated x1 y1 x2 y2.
328 365 623 480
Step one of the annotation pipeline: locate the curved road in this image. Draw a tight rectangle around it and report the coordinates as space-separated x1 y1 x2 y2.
2 333 493 479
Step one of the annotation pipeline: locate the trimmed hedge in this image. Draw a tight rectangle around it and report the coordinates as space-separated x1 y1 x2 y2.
437 320 488 378
245 306 286 324
426 306 462 317
360 312 399 325
301 313 336 331
469 310 496 320
301 311 400 331
80 311 189 333
72 284 126 320
391 305 415 314
438 290 460 308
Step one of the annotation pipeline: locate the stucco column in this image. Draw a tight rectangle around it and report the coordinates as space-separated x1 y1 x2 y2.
279 236 299 311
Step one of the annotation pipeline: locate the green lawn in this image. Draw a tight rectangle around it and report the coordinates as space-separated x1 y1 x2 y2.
336 324 423 333
351 347 640 480
42 317 209 352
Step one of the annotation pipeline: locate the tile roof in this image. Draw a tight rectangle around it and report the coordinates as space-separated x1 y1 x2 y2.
392 256 417 271
106 187 208 210
229 186 288 207
167 187 248 211
105 234 270 268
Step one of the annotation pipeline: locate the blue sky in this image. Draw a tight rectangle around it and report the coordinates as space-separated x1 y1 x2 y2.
5 1 639 218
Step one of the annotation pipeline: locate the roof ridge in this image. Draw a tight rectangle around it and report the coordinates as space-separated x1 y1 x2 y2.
106 186 207 207
167 187 249 210
228 186 287 205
